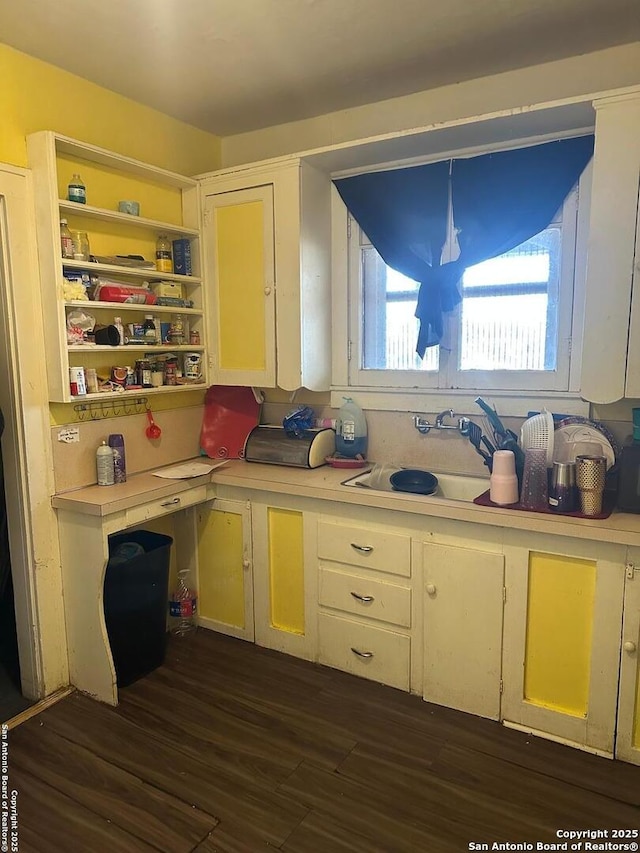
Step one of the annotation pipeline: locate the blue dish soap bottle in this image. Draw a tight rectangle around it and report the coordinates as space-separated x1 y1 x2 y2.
336 397 368 459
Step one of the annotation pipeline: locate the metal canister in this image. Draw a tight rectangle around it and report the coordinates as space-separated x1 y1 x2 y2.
189 329 200 346
164 357 178 386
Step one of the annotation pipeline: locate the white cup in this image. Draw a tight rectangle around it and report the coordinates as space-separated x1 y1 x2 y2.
490 450 519 505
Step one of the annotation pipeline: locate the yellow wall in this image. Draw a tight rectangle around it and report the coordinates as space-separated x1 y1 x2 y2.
0 44 220 175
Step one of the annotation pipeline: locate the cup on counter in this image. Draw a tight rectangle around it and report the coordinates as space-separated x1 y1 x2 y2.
519 448 549 511
489 450 519 506
575 455 607 516
548 461 577 513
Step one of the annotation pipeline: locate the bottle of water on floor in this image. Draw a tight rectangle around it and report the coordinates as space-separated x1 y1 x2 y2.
169 568 197 636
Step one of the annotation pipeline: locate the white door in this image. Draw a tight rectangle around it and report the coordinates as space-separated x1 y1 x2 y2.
0 166 66 701
423 542 504 721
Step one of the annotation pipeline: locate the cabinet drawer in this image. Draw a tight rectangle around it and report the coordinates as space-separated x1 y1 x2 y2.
319 567 411 627
125 485 207 527
317 521 411 577
318 612 410 690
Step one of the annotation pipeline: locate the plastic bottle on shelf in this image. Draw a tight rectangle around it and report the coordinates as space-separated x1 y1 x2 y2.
155 234 173 273
60 219 74 259
169 569 197 636
113 316 125 346
96 441 115 486
67 173 86 204
335 397 368 458
143 315 157 344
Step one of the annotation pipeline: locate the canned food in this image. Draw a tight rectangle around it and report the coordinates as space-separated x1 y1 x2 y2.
164 357 178 386
69 366 87 396
183 352 202 380
111 366 128 387
189 329 200 346
124 366 136 387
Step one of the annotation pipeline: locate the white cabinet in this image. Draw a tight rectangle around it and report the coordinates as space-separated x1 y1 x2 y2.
200 159 332 392
27 131 208 403
616 558 640 765
501 533 625 754
581 93 640 403
422 542 504 721
316 517 414 691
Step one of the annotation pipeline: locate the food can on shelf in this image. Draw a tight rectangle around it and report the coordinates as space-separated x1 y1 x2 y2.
164 358 178 385
111 366 128 387
124 366 136 387
183 352 202 380
69 366 87 396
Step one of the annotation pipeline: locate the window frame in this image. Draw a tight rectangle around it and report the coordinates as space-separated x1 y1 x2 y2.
330 149 593 418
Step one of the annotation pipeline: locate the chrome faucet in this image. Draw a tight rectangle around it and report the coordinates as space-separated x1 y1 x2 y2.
413 410 470 436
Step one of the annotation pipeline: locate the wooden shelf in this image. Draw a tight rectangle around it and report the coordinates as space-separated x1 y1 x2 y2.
64 300 202 315
59 200 199 237
62 258 201 284
68 344 204 353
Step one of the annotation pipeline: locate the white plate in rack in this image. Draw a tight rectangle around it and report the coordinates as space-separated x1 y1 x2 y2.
552 424 616 470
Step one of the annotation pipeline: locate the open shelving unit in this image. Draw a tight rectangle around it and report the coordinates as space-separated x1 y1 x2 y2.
27 131 208 403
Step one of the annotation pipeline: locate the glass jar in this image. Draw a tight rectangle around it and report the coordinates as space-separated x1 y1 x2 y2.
71 230 91 261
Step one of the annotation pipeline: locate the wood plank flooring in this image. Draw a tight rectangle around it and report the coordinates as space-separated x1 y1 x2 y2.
5 629 640 852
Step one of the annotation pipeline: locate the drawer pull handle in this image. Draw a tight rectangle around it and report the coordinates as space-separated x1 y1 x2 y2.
351 647 374 659
351 543 373 553
160 498 181 507
350 592 375 603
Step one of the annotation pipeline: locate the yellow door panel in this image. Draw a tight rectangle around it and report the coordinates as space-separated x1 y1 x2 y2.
215 200 266 371
524 552 596 717
267 508 304 635
198 508 245 628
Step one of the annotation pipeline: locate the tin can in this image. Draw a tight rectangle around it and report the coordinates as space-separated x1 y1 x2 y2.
189 329 200 346
111 366 128 387
183 352 202 380
69 366 87 396
164 357 178 386
124 366 136 387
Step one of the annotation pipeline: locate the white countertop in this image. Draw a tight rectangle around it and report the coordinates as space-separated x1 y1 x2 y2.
52 458 640 546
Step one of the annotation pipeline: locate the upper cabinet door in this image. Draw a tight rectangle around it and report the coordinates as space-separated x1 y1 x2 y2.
581 94 640 403
204 184 276 387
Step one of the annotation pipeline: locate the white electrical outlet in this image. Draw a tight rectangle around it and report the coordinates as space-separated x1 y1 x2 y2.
58 427 80 444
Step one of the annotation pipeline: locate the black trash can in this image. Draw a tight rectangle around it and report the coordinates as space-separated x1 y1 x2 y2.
104 530 173 687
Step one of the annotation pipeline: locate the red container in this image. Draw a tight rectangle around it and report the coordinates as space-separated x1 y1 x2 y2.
95 284 156 304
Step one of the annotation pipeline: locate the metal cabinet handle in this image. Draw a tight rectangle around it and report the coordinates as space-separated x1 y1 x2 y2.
351 543 373 553
624 641 637 653
264 286 272 295
351 647 374 658
350 592 375 603
426 583 437 595
242 559 251 569
160 497 181 507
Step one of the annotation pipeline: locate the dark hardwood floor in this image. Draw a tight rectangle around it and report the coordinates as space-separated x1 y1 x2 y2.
5 629 640 852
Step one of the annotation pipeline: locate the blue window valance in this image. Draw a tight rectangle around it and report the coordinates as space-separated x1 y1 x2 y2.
334 135 594 355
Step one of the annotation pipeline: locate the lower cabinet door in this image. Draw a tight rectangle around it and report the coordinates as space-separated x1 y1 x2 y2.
423 542 504 721
197 499 254 641
318 612 410 690
502 535 625 754
616 560 640 765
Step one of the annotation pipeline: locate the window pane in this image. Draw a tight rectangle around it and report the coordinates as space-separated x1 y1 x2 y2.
460 294 549 370
361 247 438 371
459 227 561 371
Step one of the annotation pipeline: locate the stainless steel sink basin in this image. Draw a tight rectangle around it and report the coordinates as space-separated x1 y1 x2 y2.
341 469 488 503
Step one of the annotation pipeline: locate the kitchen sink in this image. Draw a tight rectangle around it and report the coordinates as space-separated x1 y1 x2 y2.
341 468 488 503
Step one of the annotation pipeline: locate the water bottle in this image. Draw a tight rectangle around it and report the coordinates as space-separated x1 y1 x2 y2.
60 219 74 259
67 173 86 204
336 397 368 458
169 569 197 636
96 441 115 486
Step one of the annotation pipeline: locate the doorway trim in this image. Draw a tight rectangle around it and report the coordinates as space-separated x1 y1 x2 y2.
0 164 68 700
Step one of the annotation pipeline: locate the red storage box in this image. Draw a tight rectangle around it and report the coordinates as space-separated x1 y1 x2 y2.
94 284 157 304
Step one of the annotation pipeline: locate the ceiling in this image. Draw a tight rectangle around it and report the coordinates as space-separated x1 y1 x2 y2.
2 0 639 137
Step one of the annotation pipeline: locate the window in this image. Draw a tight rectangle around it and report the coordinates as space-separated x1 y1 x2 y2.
347 183 580 396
